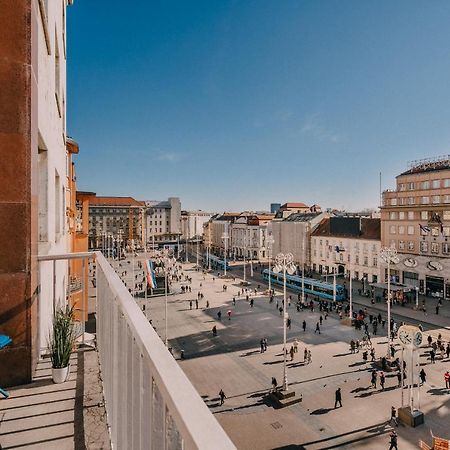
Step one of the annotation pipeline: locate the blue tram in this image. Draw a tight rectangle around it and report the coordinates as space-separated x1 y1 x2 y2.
204 254 230 271
262 269 345 301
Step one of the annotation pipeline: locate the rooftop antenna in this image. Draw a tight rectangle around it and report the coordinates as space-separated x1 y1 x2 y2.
379 172 382 209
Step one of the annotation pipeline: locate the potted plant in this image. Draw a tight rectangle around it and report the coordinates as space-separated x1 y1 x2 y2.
49 305 75 384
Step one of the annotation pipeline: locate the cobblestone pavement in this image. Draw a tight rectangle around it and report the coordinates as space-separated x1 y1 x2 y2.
116 254 450 450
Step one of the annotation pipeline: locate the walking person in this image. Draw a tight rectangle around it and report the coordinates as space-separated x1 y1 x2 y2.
271 377 278 392
189 300 192 310
219 389 226 406
290 346 295 361
371 370 377 389
302 320 306 332
260 339 265 353
420 368 426 385
380 371 385 390
390 406 398 427
304 348 308 363
334 388 342 408
445 371 450 389
388 430 398 450
227 310 232 320
315 322 321 334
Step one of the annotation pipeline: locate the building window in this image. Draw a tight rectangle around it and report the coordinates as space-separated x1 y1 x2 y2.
399 183 406 191
432 180 440 189
399 212 405 220
408 211 414 220
408 241 414 251
398 226 405 235
421 196 429 204
408 182 415 190
422 181 430 189
442 243 450 254
390 225 396 234
391 198 397 206
444 179 450 188
399 197 406 205
398 240 405 250
443 226 450 237
432 227 440 237
355 255 359 264
421 211 428 220
432 195 440 204
431 242 439 254
390 212 397 220
420 241 428 253
373 257 377 267
390 240 396 248
443 211 450 221
444 195 450 204
408 197 415 205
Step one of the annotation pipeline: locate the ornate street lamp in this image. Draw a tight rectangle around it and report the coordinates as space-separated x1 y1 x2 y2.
266 233 275 294
272 252 296 391
380 246 399 357
222 223 230 276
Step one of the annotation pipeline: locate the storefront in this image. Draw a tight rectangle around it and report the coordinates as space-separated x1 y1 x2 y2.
425 275 445 298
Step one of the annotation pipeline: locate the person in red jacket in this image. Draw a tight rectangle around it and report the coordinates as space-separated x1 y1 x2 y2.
444 371 450 389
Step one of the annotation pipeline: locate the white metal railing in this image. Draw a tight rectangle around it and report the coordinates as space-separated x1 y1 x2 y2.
95 252 236 450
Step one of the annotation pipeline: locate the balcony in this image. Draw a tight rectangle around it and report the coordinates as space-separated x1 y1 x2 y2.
0 252 235 450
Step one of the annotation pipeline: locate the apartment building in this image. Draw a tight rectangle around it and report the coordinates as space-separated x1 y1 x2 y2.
0 0 74 385
145 197 181 245
181 210 215 240
311 217 381 282
231 214 275 260
271 211 327 267
82 194 145 249
275 202 312 219
381 156 450 298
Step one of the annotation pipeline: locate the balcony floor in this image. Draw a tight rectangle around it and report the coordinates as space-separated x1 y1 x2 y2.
0 348 110 450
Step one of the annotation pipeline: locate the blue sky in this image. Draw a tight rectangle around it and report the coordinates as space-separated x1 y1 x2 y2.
67 1 450 212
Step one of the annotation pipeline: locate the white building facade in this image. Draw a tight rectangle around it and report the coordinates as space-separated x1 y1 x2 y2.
181 210 215 239
37 0 72 351
311 217 381 283
145 197 181 244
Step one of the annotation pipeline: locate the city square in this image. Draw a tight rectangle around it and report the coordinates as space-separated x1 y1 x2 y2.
2 2 450 449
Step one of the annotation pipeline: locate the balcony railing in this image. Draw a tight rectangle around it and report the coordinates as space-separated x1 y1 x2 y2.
95 252 236 450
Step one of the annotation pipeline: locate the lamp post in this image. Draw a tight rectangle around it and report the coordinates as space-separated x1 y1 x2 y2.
302 230 307 303
272 252 296 391
349 255 353 321
380 246 399 358
266 233 275 294
243 233 247 283
222 223 229 277
159 249 176 347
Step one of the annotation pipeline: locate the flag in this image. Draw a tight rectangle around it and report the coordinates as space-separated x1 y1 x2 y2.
144 259 157 289
419 224 431 234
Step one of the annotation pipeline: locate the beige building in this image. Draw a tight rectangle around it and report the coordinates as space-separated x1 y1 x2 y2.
181 210 215 240
145 197 181 245
208 213 242 254
381 156 450 298
231 214 275 260
311 217 381 283
271 212 327 267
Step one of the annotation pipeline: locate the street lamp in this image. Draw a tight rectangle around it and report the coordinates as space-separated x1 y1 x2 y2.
222 223 229 277
266 233 275 294
272 252 296 391
380 246 399 358
158 249 177 347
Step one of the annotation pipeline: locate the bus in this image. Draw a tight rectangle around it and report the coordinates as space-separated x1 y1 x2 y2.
262 269 345 301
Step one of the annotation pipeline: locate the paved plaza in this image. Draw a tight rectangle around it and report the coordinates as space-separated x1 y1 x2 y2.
115 255 450 450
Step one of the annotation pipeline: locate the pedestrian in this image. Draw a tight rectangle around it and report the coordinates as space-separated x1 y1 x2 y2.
362 351 368 363
390 406 398 427
293 338 299 353
232 297 236 306
419 368 426 385
189 300 192 310
334 388 342 408
397 371 402 387
390 345 396 359
304 348 308 363
279 306 283 315
350 339 355 353
260 339 265 353
446 343 450 359
287 318 291 330
380 371 385 390
212 325 217 337
389 430 398 450
263 338 268 351
227 310 232 320
315 322 321 334
219 389 226 406
430 349 436 364
445 371 450 389
206 300 210 308
319 315 323 326
302 320 306 332
371 370 377 389
195 299 199 309
271 377 278 392
290 346 295 361
427 335 432 347
370 348 376 362
307 350 312 364
217 311 222 320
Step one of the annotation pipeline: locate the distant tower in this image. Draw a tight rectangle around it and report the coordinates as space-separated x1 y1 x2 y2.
270 203 281 214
